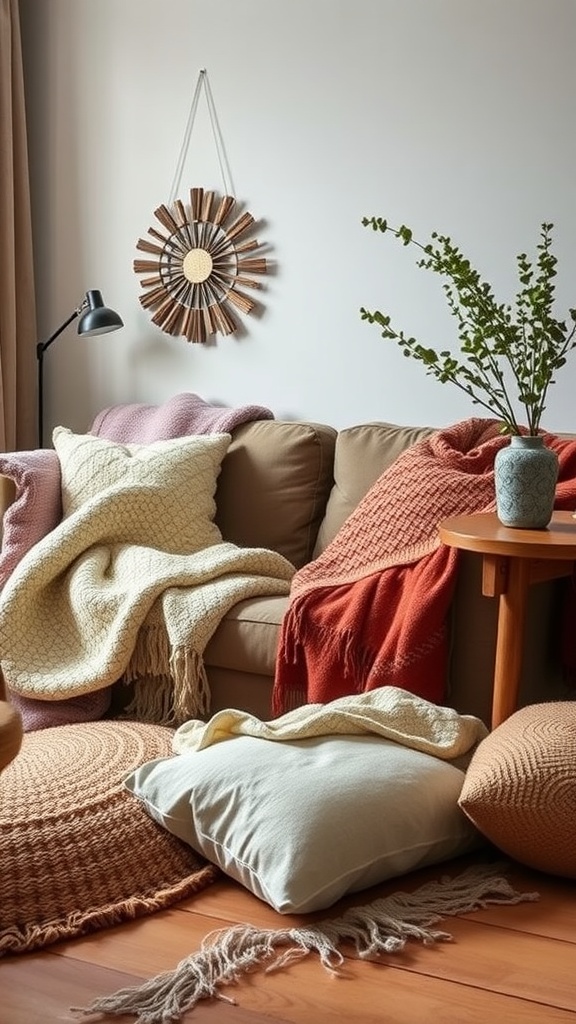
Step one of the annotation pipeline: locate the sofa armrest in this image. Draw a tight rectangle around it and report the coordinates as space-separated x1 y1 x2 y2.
0 474 16 544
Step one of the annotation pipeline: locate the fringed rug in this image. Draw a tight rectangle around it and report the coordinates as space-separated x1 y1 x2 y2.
74 862 539 1023
0 720 219 955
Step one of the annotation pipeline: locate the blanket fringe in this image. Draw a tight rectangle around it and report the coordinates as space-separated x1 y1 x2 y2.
170 646 211 724
124 624 172 687
278 602 374 713
123 625 211 725
72 863 538 1024
123 675 177 727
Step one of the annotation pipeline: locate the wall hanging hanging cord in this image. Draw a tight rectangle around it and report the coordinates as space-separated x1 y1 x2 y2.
168 68 235 205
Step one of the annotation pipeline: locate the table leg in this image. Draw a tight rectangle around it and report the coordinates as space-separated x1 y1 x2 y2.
491 556 530 729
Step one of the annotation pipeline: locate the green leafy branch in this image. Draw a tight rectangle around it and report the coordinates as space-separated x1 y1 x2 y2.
360 218 576 434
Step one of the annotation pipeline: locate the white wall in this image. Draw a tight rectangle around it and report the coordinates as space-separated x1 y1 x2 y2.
20 0 576 437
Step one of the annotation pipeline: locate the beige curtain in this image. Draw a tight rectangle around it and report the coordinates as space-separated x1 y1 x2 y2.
0 0 36 452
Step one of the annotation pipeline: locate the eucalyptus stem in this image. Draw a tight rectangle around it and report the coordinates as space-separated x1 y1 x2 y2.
361 219 576 435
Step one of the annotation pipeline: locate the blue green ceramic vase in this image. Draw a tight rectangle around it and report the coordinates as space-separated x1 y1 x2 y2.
494 435 559 529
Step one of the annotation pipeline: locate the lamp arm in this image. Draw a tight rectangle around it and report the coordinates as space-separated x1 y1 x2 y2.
36 301 86 447
36 305 84 361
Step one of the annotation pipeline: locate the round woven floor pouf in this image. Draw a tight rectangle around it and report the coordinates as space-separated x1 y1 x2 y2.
459 702 576 877
0 719 218 955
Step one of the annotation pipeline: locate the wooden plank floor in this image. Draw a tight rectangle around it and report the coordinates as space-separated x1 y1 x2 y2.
2 854 575 1023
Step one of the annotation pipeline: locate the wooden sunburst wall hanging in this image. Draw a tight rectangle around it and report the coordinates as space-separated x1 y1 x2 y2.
133 187 267 344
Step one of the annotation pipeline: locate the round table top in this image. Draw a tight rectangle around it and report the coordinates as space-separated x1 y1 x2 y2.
438 510 576 560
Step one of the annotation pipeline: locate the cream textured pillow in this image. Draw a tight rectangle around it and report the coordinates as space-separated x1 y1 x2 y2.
459 702 576 878
125 733 480 914
52 427 231 550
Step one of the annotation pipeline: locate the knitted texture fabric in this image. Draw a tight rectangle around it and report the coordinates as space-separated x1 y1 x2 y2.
0 449 111 732
0 448 62 588
459 702 576 877
273 418 576 715
173 685 488 761
1 393 273 730
0 720 218 956
0 430 294 724
8 685 112 732
90 390 274 442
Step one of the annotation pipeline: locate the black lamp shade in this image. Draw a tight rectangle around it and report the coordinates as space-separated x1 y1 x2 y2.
36 288 123 447
77 289 124 336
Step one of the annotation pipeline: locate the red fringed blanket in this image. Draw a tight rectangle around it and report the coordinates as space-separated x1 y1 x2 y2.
273 418 576 716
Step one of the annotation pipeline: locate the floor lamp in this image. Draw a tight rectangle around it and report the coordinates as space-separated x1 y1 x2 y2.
36 289 124 447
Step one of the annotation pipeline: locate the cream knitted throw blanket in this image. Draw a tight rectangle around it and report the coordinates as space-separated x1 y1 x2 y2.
0 430 294 724
173 685 488 761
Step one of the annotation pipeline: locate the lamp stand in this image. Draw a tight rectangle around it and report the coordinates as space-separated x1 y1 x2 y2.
36 309 80 448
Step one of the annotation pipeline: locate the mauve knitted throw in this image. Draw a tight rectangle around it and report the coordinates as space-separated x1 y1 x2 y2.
91 391 274 442
273 418 576 716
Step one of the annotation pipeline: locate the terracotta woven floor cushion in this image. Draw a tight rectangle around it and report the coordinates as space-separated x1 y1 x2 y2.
459 702 576 877
0 719 218 955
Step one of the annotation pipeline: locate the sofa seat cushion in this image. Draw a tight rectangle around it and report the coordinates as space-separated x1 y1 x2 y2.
204 595 287 677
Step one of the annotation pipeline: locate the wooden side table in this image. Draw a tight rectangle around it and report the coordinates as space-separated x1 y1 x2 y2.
438 511 576 730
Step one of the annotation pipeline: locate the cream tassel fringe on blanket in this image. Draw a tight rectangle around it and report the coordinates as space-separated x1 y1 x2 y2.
74 863 538 1024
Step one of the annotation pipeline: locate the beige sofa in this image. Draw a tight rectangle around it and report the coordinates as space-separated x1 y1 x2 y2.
0 418 569 727
203 418 569 727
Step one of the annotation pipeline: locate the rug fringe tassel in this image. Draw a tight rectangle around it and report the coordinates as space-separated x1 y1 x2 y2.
72 863 539 1024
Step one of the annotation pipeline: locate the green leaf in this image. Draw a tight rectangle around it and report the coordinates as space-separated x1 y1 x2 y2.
360 216 574 434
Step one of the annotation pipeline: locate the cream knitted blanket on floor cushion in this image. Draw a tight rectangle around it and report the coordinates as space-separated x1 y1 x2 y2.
173 685 489 761
0 429 294 724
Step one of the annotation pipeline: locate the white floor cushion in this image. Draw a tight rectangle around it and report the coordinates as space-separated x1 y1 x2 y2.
125 732 480 914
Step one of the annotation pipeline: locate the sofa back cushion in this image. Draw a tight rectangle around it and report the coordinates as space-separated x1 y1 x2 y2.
314 422 433 556
215 420 337 569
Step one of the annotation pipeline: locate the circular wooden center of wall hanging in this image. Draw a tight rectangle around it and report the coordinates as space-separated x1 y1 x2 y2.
133 187 267 344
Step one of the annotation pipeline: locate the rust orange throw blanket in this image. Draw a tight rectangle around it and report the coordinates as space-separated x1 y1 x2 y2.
273 418 576 716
